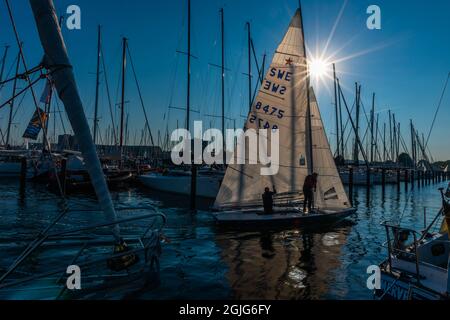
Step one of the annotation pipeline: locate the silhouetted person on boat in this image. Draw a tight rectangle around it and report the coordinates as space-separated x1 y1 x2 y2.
303 173 318 213
262 186 277 214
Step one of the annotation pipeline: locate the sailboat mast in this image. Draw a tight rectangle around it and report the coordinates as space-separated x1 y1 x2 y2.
220 8 225 165
93 25 101 145
383 122 386 162
388 110 392 161
333 63 339 158
187 0 197 210
337 78 344 158
375 113 379 162
186 0 191 132
411 120 416 169
394 115 397 162
6 50 20 147
246 22 252 113
299 2 314 174
119 37 128 166
29 0 120 240
120 37 127 151
370 93 375 163
353 83 360 165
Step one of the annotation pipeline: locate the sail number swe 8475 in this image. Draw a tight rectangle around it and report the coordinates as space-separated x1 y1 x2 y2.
249 102 285 131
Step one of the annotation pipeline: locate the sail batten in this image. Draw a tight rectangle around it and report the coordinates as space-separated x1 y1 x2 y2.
214 8 350 211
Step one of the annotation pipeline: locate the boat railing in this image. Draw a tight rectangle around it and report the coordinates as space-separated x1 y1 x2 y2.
381 221 422 285
0 207 166 295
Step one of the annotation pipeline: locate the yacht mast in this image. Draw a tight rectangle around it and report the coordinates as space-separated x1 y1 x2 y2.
93 25 101 145
220 8 225 165
299 1 314 173
119 37 127 160
6 50 20 147
29 0 120 240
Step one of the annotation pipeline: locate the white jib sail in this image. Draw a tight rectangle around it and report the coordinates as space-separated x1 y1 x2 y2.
310 89 350 210
214 9 350 211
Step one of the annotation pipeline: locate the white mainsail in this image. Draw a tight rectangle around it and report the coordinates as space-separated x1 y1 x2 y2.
214 9 350 211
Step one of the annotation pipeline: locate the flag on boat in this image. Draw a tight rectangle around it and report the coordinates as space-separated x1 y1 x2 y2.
40 78 53 104
22 107 48 140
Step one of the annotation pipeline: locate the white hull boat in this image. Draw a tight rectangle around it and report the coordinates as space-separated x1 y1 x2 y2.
0 162 22 177
213 207 356 226
339 169 383 185
375 188 450 300
0 150 35 178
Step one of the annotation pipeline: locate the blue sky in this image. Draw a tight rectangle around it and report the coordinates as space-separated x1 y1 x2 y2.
1 0 449 160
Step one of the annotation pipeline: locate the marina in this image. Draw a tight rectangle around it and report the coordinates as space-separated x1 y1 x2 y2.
0 177 447 299
0 0 449 302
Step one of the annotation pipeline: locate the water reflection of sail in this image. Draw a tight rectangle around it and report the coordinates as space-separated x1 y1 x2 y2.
216 226 351 299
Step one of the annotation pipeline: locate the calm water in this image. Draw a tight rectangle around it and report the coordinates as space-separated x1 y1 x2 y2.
0 178 447 300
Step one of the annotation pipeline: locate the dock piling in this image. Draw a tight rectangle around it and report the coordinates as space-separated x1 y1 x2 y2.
349 167 353 204
19 157 27 196
404 169 409 192
61 158 67 196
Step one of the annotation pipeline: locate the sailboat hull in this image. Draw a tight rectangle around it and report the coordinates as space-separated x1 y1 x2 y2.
139 173 222 199
0 162 22 177
213 207 356 227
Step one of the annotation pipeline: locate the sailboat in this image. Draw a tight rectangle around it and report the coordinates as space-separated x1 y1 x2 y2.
213 7 356 226
139 0 224 200
375 187 450 300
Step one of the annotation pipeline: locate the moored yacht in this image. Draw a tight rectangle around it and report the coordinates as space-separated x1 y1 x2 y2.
375 187 450 300
139 167 224 199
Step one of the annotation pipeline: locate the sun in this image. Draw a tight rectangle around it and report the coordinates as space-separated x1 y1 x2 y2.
308 58 331 80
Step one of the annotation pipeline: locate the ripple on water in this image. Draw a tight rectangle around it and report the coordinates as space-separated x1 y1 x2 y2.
0 181 448 299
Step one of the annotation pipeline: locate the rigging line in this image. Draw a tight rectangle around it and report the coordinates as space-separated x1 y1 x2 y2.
0 63 43 87
334 91 356 157
338 83 369 167
126 44 154 146
373 118 385 162
250 39 262 83
113 39 122 130
54 96 67 135
0 126 5 145
399 131 410 156
4 0 66 200
425 72 450 150
100 45 117 146
11 73 31 120
0 75 42 110
0 51 18 91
